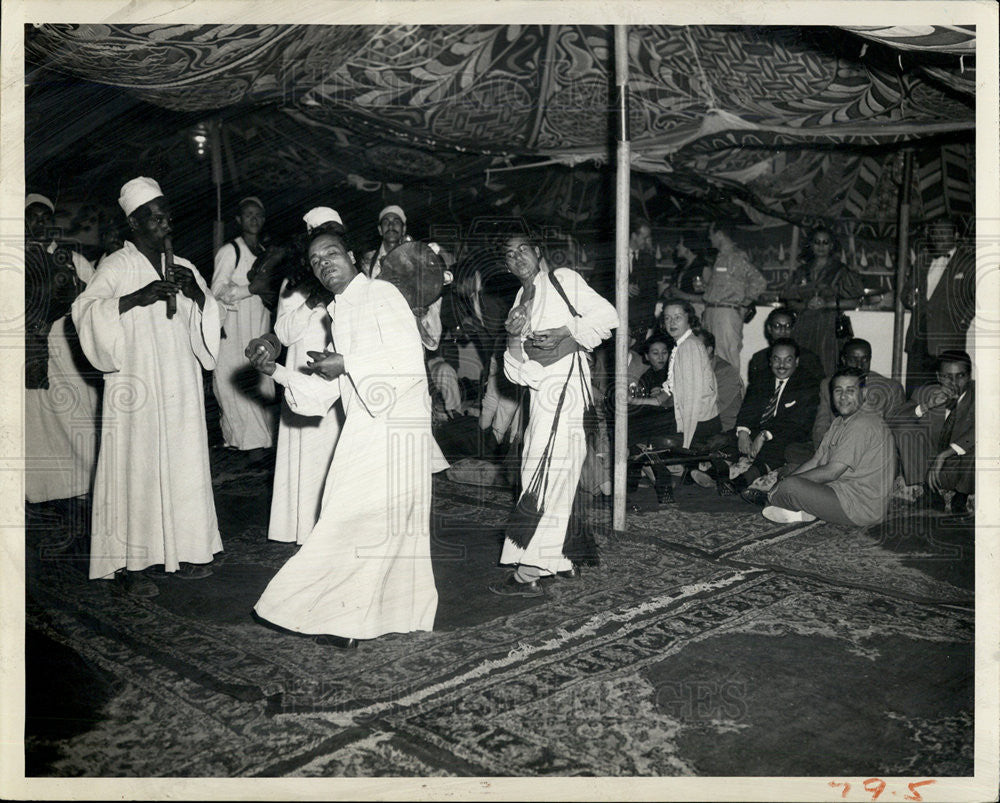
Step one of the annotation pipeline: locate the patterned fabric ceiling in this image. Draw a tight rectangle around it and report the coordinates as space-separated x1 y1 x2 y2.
25 23 976 232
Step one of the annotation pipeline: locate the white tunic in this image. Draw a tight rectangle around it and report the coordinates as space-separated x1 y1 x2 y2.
267 281 344 544
501 268 618 573
211 236 276 449
25 250 100 503
255 274 447 639
72 241 223 579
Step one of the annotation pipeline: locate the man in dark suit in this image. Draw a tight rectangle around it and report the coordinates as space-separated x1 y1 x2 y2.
903 218 976 396
628 217 660 330
888 350 974 514
747 307 823 389
700 338 820 501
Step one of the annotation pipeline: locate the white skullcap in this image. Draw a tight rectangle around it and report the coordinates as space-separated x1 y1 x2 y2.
25 193 55 213
378 205 406 225
237 196 265 213
119 177 164 217
303 207 343 232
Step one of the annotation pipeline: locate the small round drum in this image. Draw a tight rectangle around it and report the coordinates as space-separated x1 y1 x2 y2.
379 241 444 309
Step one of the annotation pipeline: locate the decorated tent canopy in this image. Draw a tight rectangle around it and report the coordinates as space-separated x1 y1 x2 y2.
26 23 975 244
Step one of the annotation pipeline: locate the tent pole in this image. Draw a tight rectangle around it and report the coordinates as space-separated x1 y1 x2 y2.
892 149 914 383
210 119 224 255
612 25 630 532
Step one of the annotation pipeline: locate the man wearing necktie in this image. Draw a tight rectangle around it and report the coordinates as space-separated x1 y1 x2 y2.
887 350 975 514
902 218 976 396
627 218 659 329
707 338 820 499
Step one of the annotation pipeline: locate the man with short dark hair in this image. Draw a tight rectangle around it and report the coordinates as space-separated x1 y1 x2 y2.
702 338 820 499
763 367 896 525
247 229 447 645
72 177 223 595
888 350 974 514
747 307 823 389
811 338 904 447
903 218 975 395
628 217 659 327
696 328 743 434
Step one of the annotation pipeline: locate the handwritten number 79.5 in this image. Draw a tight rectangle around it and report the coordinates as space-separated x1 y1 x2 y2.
828 779 936 801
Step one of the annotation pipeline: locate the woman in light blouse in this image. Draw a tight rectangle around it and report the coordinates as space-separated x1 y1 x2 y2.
656 299 721 450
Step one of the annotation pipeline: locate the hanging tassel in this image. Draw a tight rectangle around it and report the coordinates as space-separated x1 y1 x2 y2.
910 248 917 265
860 43 868 58
655 244 662 260
778 243 785 262
859 248 868 268
840 247 848 264
885 250 893 268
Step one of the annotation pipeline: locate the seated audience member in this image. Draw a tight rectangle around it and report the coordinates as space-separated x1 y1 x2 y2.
761 368 896 525
747 308 823 389
623 333 676 505
887 350 974 514
696 328 743 434
810 338 905 448
705 338 820 500
658 300 721 451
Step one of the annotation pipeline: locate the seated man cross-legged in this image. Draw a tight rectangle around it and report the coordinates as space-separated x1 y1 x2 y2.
763 368 896 525
700 338 819 501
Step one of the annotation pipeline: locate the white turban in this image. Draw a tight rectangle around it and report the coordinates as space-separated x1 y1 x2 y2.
119 177 164 217
25 193 55 213
303 207 343 232
378 205 406 226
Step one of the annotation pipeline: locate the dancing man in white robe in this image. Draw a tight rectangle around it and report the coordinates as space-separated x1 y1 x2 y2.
211 196 276 450
491 231 618 596
248 230 446 647
72 177 222 594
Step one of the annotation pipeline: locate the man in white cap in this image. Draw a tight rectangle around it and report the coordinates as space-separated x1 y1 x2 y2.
72 177 223 596
259 206 347 546
361 205 408 279
24 192 100 503
25 193 95 283
210 195 276 450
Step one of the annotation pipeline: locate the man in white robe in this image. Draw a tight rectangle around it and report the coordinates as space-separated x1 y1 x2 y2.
247 231 446 647
210 196 276 450
24 193 100 502
72 177 222 595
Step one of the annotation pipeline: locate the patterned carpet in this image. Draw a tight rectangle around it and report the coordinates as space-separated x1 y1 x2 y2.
24 449 974 777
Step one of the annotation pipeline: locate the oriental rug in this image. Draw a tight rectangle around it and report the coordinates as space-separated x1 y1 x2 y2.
24 457 974 777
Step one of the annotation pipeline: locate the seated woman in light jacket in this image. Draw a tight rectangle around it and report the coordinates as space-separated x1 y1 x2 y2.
655 299 722 451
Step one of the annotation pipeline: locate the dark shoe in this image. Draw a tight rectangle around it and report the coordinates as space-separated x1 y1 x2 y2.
488 574 544 597
716 478 739 497
555 565 582 580
919 484 946 511
656 485 676 505
950 492 969 515
173 563 213 579
314 634 358 649
114 570 159 598
740 487 770 507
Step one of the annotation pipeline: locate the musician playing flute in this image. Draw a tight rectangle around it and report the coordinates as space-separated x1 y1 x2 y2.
72 177 223 596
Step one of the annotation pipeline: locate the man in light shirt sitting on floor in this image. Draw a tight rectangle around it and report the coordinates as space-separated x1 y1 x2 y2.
762 367 896 525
